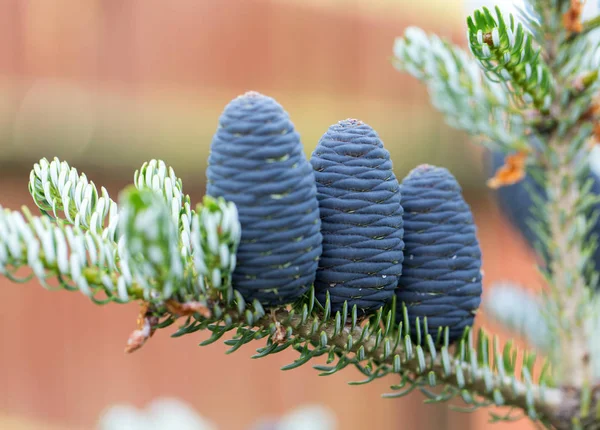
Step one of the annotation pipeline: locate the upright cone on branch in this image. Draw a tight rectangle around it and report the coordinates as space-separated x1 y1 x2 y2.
395 164 482 343
310 119 404 315
206 91 323 307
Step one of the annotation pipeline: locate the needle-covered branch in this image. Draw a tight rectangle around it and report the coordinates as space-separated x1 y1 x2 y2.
467 6 554 112
392 27 527 150
394 2 600 428
0 154 581 429
174 288 561 425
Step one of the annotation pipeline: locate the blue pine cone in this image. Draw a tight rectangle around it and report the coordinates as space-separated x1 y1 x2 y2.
206 91 323 307
396 164 482 343
310 119 404 315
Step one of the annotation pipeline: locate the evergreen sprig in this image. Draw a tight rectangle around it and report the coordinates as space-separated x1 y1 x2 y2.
118 187 185 300
0 203 135 303
392 1 600 428
0 173 558 422
133 159 194 258
174 287 558 425
392 27 526 150
467 6 554 112
29 157 119 240
2 158 242 307
0 154 574 428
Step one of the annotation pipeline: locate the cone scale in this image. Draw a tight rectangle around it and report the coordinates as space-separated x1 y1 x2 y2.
310 119 404 315
206 91 322 307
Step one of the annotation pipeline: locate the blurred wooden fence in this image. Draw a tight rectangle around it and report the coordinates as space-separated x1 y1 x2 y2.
0 1 542 429
0 0 462 97
0 0 483 180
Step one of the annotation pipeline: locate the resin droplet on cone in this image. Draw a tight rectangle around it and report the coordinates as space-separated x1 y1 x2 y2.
310 119 404 315
396 164 482 343
206 91 322 307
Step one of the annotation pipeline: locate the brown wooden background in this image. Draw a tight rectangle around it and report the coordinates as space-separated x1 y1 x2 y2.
0 1 543 429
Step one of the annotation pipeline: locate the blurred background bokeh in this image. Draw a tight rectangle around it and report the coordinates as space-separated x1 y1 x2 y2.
0 0 544 429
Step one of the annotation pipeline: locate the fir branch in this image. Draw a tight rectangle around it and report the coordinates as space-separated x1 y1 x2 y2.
0 204 137 303
392 27 527 150
467 6 554 112
471 2 600 427
29 157 119 240
1 155 563 425
4 161 241 306
118 187 185 301
133 160 194 258
170 287 564 427
517 0 600 396
5 154 600 427
396 2 600 426
541 138 595 388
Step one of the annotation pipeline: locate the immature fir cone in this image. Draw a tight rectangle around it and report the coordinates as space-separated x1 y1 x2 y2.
396 164 482 343
310 119 404 315
206 91 322 307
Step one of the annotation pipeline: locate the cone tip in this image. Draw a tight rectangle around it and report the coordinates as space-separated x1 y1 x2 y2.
239 90 265 99
337 118 364 127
